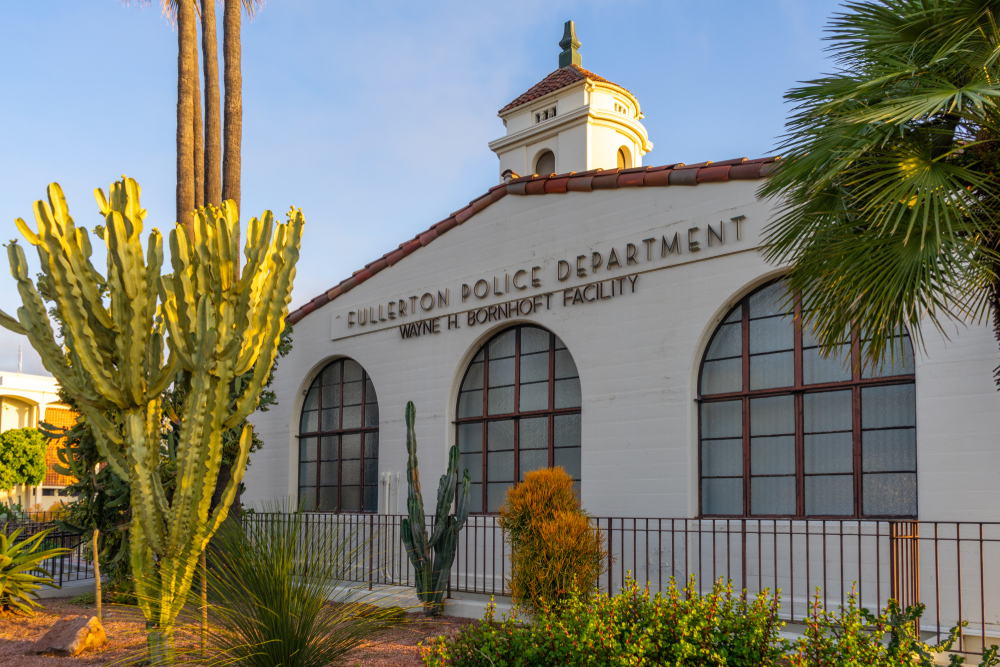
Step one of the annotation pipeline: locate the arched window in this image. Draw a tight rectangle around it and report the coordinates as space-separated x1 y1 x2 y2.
617 148 627 170
535 150 556 176
298 358 379 513
698 279 917 519
456 325 582 513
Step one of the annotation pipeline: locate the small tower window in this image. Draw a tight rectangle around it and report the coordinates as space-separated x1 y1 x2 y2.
535 150 556 176
617 148 632 170
534 107 557 123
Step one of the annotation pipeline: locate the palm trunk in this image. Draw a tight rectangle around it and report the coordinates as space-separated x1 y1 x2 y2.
222 0 241 215
202 0 222 207
176 0 197 234
194 33 204 211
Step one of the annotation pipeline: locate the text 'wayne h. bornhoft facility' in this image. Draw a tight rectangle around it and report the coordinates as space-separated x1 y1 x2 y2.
243 22 1000 650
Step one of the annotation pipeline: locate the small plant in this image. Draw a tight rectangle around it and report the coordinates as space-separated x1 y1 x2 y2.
401 401 471 616
69 591 96 606
498 467 605 611
195 502 402 667
0 524 71 614
789 588 1000 667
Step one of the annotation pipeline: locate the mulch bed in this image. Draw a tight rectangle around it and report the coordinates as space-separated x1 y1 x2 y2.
0 597 476 666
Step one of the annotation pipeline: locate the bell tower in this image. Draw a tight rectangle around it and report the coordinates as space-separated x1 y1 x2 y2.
489 21 652 182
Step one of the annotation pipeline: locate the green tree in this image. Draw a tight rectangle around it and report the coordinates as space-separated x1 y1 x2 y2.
758 0 1000 369
0 428 46 493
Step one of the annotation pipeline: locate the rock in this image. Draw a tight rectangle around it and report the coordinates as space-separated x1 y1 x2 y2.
25 615 107 657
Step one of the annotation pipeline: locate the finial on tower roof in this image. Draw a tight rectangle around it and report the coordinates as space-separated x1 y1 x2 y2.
559 20 581 68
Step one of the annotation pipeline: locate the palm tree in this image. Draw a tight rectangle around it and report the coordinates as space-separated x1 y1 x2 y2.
222 1 261 215
201 0 222 207
175 0 197 230
759 0 1000 375
128 0 261 221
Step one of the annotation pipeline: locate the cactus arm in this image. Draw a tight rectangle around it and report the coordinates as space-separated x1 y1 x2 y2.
203 423 252 540
0 308 26 335
126 408 167 556
77 404 129 482
28 190 124 407
428 445 459 547
431 525 458 610
455 468 471 533
404 402 425 532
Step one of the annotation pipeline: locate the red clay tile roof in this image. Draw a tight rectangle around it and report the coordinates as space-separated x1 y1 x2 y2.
498 64 633 115
285 156 780 326
43 407 76 487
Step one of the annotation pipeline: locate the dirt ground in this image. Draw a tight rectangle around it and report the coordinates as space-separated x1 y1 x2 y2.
0 597 476 667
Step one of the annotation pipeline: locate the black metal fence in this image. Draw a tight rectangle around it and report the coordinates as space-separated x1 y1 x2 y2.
244 512 1000 657
4 513 94 586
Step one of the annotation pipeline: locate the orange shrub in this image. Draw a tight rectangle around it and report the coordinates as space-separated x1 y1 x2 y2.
498 467 606 611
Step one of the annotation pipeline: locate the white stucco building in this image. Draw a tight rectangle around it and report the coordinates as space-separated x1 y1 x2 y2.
0 370 75 510
244 22 1000 642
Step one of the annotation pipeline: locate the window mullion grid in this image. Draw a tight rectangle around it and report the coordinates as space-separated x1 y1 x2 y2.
549 331 556 467
360 370 367 513
852 385 862 517
337 361 345 513
513 328 521 485
312 378 322 501
851 327 862 518
741 297 750 516
794 298 805 518
481 343 490 514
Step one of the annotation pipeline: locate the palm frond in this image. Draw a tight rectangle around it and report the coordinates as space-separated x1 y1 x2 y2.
759 0 1000 368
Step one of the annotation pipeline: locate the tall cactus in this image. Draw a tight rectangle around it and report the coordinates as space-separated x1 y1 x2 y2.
0 178 302 662
400 401 471 616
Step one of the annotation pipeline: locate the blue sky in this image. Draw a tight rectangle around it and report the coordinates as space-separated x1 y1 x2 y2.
0 0 842 375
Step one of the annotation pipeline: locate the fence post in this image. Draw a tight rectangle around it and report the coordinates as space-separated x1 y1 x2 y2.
606 518 613 594
368 514 374 591
741 518 747 600
889 520 920 609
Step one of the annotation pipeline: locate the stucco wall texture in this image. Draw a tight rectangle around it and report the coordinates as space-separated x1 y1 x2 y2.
244 180 1000 522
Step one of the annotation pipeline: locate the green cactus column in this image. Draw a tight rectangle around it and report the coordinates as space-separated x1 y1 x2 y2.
0 178 302 661
400 401 471 616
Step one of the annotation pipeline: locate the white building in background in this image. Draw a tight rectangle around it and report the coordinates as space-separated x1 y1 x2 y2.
243 22 1000 640
0 371 75 511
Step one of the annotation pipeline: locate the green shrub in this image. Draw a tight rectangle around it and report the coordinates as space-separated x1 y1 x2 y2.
789 588 1000 667
0 525 70 614
498 467 605 611
420 576 786 667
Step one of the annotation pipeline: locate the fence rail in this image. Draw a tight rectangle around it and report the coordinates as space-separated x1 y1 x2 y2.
4 514 94 586
244 512 1000 656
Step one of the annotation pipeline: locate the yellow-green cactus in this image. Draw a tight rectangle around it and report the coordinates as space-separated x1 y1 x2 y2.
1 178 302 661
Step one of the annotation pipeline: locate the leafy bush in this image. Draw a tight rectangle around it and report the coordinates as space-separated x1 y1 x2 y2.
195 505 403 667
420 576 786 667
0 428 46 492
422 577 1000 667
498 467 604 611
788 588 1000 667
0 525 70 614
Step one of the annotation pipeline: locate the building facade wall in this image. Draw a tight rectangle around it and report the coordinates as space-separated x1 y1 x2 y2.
244 181 1000 521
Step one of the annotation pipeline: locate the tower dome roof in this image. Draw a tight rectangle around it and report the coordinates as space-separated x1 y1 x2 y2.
498 64 635 116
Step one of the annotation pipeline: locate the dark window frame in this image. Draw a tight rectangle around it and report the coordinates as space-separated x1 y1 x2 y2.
698 279 917 520
455 325 582 514
297 358 379 513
